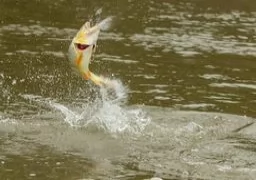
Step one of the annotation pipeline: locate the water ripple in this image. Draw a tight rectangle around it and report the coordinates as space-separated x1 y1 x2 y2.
210 83 256 90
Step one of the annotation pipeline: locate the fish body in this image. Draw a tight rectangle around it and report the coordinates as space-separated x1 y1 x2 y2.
68 17 112 86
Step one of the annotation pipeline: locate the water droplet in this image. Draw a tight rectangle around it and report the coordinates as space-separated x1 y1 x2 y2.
29 173 36 177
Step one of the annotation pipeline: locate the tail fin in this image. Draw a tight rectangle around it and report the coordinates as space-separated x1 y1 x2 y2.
85 71 104 86
87 71 113 87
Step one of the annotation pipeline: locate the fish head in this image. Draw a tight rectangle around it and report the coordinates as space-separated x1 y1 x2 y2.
68 21 100 75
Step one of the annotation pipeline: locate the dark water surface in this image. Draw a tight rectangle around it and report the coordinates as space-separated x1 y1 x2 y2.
0 0 256 179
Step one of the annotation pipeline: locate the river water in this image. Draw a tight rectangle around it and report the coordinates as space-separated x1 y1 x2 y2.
0 0 256 179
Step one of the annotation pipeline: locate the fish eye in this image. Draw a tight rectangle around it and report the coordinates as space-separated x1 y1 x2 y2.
76 43 89 50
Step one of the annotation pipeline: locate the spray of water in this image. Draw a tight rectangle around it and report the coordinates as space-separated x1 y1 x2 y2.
22 78 151 134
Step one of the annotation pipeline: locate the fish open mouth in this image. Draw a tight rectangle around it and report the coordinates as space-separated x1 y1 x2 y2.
76 43 90 51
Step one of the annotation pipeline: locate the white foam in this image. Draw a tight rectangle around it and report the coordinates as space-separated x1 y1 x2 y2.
0 116 17 124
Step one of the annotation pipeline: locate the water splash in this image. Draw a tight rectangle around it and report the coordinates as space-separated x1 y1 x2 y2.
22 79 151 134
90 80 150 134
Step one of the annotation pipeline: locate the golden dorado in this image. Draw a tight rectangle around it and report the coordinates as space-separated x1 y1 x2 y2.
68 17 112 86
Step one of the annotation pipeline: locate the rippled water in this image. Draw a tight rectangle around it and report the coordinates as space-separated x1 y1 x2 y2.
0 0 256 179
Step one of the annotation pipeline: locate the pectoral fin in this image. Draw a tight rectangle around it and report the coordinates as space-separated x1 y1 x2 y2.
90 44 97 62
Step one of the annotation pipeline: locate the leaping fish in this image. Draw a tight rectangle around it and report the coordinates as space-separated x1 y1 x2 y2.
68 17 112 86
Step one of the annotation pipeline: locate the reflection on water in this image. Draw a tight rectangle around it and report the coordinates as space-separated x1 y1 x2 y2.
0 0 256 179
